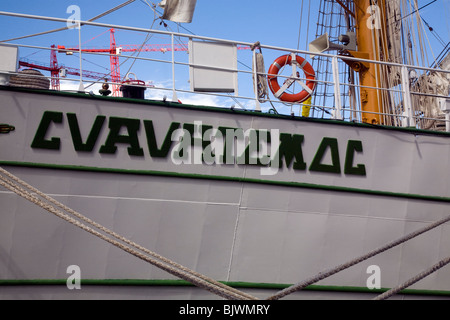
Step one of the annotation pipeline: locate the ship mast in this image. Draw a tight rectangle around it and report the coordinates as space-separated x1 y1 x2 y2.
321 0 390 125
349 0 388 125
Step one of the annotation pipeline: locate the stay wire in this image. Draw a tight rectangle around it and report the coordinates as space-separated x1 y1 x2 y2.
0 0 138 43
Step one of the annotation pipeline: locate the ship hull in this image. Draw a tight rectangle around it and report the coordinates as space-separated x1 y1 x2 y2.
1 86 450 300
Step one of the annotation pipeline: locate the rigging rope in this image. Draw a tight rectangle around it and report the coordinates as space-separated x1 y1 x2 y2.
0 167 258 301
0 0 137 43
312 0 352 119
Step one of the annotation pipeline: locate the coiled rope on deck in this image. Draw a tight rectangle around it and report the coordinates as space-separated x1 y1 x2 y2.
0 167 258 301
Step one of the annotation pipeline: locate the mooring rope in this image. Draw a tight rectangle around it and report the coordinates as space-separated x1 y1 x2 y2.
267 211 450 300
0 167 258 300
373 255 450 300
3 166 449 300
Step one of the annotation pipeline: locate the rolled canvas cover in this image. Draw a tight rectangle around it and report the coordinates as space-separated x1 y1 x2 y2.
161 0 197 23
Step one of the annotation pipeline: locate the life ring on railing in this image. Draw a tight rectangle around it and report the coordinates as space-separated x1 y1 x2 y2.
267 54 316 103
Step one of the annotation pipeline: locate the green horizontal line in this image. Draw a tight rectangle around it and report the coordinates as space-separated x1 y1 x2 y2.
2 161 450 204
1 279 449 297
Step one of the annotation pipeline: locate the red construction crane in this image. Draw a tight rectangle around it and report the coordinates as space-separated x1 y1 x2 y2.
57 28 188 96
19 44 110 91
57 28 251 96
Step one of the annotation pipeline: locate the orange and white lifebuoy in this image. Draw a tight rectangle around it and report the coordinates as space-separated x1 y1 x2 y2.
267 54 316 103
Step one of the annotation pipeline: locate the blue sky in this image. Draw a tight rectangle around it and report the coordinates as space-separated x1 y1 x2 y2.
1 1 446 52
0 0 448 110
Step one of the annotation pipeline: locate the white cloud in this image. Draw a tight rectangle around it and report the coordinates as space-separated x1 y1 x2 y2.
59 78 257 112
143 79 254 110
60 79 103 94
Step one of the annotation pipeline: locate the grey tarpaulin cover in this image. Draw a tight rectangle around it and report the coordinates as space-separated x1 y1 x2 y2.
160 0 197 23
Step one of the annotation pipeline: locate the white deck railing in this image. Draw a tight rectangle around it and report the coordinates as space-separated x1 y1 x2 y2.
1 11 449 131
